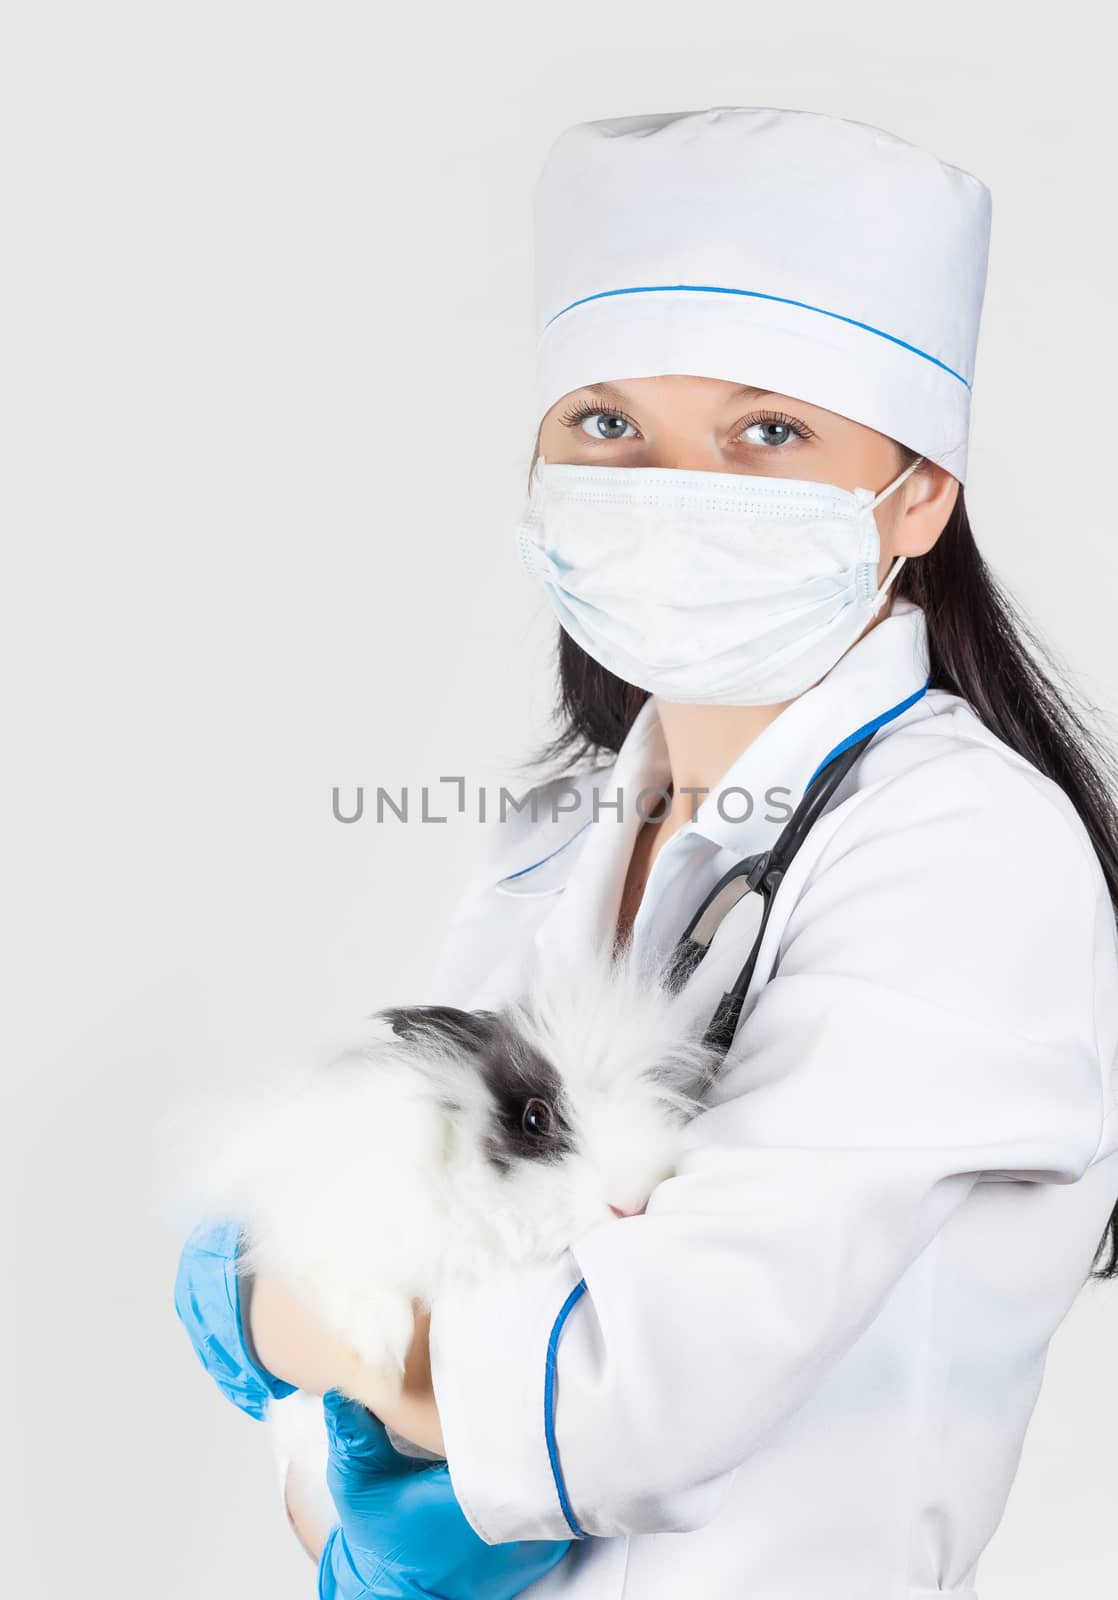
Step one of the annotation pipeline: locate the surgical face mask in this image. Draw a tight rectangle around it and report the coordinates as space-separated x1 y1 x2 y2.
515 453 924 706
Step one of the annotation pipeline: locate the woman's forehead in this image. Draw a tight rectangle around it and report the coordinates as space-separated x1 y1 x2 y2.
563 376 768 404
548 377 852 427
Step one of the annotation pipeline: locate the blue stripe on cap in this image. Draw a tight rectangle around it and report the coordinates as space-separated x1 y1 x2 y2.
544 284 970 389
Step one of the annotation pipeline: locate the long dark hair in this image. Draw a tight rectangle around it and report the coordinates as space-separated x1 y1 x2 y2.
523 439 1118 1279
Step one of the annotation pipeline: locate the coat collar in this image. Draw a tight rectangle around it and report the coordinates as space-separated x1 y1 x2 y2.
497 597 932 906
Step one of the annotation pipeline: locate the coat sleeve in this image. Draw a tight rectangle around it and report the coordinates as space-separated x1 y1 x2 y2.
427 749 1114 1544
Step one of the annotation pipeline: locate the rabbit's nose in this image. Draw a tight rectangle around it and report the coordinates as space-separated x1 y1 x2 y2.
609 1200 648 1218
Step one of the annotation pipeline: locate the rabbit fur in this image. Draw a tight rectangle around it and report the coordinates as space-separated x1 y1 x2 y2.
188 931 722 1415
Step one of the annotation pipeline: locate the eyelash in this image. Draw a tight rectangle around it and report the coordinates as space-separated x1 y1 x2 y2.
556 401 817 442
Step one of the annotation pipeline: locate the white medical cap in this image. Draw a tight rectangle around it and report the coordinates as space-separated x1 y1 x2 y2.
532 106 992 483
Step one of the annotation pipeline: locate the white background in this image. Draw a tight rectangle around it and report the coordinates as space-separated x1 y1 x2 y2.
3 3 1116 1594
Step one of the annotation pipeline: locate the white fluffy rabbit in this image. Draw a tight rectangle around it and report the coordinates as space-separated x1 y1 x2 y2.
188 932 721 1419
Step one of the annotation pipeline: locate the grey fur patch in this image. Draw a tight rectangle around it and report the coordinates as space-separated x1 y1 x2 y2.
377 1003 576 1173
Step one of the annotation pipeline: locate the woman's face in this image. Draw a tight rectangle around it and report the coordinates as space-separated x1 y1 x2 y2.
537 373 958 567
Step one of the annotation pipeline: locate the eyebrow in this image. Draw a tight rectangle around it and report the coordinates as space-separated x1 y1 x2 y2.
582 380 771 405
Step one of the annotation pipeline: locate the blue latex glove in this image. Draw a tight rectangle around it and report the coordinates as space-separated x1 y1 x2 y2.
175 1221 570 1594
318 1389 572 1600
173 1218 297 1420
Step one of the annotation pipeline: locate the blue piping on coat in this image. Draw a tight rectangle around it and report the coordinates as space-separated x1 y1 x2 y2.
497 819 592 885
803 679 930 790
544 1280 589 1538
541 676 932 1535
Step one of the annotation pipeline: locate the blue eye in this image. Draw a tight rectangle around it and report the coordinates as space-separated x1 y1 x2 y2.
557 402 639 441
581 413 635 440
737 411 815 447
554 401 815 446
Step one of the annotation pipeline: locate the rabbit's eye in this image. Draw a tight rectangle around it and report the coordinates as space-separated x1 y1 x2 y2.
522 1097 553 1138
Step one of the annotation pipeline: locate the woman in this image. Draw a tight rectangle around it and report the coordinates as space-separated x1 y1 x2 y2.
176 107 1118 1598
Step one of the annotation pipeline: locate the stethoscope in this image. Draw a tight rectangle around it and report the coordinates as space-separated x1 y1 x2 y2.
664 681 929 1083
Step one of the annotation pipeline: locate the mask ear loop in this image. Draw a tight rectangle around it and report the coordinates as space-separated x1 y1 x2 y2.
870 552 908 616
523 451 548 521
862 454 925 616
866 453 925 510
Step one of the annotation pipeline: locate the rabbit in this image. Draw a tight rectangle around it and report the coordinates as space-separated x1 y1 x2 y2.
185 930 723 1420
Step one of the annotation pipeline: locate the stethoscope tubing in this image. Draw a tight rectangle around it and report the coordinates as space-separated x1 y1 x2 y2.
666 731 875 1061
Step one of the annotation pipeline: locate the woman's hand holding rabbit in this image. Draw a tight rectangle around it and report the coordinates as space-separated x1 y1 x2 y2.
319 1390 571 1599
357 1304 445 1458
248 1269 445 1456
176 1222 569 1596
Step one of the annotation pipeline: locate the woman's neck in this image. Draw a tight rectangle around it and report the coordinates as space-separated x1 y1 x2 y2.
615 695 796 951
653 696 793 825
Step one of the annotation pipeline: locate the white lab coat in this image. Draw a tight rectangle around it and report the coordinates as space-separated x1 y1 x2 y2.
269 596 1118 1598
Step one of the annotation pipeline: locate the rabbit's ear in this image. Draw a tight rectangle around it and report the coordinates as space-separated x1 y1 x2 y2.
379 1004 500 1055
